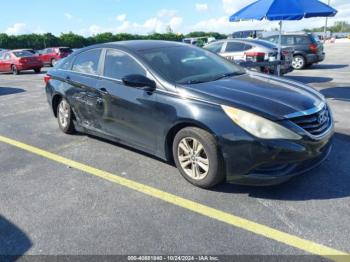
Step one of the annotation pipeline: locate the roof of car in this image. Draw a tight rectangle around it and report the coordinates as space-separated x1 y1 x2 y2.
99 40 186 51
11 49 34 52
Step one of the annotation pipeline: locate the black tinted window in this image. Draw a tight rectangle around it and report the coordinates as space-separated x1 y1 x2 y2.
205 42 224 53
282 36 294 45
294 36 311 44
104 49 146 80
225 42 246 52
72 49 101 75
59 48 73 53
243 44 252 50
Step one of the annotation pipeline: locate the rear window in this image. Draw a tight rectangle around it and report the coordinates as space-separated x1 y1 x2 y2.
225 42 248 52
205 42 224 53
246 39 277 49
59 48 73 53
310 34 321 43
13 51 34 57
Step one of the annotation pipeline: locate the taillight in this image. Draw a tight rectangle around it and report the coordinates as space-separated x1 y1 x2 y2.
44 75 52 85
19 58 28 63
245 52 265 62
309 43 318 54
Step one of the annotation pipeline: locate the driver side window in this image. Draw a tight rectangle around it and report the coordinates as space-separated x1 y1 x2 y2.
103 49 146 80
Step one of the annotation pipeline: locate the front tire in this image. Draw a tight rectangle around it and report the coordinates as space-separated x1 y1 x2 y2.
173 127 224 189
34 68 41 73
57 98 75 134
292 55 306 70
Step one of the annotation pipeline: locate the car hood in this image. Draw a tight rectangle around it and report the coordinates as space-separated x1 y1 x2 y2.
178 72 325 120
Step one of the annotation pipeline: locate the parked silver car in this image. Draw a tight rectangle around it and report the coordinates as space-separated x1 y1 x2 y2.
204 39 294 75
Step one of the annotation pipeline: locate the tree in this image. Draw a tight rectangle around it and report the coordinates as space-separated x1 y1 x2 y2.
59 32 86 48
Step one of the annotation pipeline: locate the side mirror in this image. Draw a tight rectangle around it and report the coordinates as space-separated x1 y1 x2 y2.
122 74 156 92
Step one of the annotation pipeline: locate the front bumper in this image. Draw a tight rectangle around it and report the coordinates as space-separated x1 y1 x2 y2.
220 130 333 186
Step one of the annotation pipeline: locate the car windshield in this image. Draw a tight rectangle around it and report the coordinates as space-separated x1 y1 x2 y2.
13 51 34 57
139 46 245 84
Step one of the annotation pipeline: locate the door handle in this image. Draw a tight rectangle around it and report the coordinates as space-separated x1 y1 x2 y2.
99 87 109 94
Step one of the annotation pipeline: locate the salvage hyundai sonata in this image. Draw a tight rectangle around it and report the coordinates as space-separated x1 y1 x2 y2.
45 40 333 188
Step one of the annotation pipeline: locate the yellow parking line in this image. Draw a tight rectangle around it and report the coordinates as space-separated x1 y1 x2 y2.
0 134 349 261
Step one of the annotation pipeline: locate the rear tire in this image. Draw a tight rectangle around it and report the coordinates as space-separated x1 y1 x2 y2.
34 68 41 73
57 98 75 134
11 65 19 75
173 127 225 189
292 55 306 70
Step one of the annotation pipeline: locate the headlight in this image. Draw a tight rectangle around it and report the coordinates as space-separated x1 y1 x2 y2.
221 105 301 140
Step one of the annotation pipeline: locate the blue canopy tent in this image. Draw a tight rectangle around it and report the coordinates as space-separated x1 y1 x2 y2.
229 0 337 75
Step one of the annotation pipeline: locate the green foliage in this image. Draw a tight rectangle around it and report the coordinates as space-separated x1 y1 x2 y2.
0 31 225 50
303 20 350 33
185 31 227 39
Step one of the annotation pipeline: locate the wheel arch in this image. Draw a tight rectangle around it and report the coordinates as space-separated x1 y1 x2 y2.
164 120 218 163
293 52 307 59
52 93 63 118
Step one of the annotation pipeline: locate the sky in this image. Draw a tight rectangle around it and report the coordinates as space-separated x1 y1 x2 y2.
2 0 350 36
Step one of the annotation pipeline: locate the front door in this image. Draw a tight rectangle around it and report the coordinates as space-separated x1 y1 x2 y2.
97 49 158 152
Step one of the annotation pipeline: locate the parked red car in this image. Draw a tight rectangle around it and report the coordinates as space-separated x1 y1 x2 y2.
0 50 43 75
38 47 73 66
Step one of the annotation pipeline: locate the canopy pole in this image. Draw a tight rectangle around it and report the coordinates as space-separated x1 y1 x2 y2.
277 20 282 76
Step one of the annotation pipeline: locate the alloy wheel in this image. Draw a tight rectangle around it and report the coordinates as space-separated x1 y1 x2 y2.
58 100 69 128
292 56 305 69
177 137 209 180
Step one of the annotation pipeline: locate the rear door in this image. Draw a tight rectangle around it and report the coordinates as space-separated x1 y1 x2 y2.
97 48 158 151
66 48 104 130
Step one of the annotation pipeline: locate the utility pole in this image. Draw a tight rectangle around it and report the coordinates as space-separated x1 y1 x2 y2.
323 0 331 43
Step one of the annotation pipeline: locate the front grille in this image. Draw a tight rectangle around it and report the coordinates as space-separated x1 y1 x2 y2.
289 105 332 137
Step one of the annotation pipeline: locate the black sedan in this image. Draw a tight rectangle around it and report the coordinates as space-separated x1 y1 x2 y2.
45 40 334 188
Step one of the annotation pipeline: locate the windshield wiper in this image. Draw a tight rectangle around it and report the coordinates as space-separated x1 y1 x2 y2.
178 79 209 85
212 72 244 81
